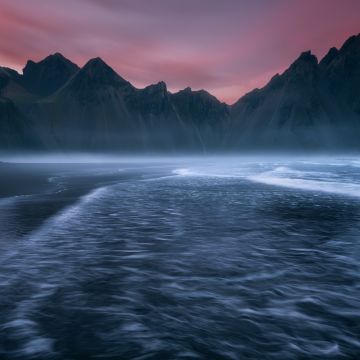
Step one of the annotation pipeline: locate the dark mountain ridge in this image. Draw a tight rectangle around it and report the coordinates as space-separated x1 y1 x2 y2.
0 34 360 151
229 33 360 150
22 53 79 97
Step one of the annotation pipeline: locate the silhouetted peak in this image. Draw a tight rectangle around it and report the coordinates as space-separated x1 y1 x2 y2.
24 60 36 68
176 87 210 97
52 52 66 59
173 87 191 96
196 89 211 96
294 50 318 65
144 81 167 94
81 57 128 80
23 53 78 73
270 73 281 81
156 81 167 90
284 50 318 80
84 57 108 69
21 53 80 96
81 57 122 80
340 33 360 52
44 52 68 63
320 47 339 67
62 57 131 92
263 73 283 90
43 52 75 66
173 87 224 107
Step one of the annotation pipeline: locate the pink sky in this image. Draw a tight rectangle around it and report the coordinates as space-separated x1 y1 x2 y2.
0 0 359 104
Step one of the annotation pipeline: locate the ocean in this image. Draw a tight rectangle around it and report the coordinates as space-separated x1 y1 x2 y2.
0 156 360 359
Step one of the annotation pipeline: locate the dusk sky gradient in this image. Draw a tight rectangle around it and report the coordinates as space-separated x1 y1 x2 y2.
0 0 359 103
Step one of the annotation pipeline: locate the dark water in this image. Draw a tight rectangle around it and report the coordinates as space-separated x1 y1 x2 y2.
0 157 360 359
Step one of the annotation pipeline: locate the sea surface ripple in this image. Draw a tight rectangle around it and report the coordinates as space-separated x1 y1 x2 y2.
0 158 360 359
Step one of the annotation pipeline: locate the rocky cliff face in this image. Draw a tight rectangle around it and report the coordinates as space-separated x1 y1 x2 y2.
0 34 359 151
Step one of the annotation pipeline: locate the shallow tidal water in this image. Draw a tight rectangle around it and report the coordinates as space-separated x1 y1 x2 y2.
0 156 360 359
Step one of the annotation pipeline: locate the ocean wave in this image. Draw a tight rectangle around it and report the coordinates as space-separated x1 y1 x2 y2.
248 167 360 198
1 161 360 359
0 196 21 207
172 167 247 178
26 186 110 241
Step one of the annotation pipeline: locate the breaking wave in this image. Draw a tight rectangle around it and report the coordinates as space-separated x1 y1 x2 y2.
248 166 360 198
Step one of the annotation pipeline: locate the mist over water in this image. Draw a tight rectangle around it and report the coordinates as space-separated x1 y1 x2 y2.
0 155 360 359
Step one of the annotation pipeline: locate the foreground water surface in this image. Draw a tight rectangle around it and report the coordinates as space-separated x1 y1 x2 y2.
0 156 360 359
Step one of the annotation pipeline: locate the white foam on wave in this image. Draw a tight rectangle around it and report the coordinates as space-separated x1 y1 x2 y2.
144 167 242 181
0 196 19 207
248 167 360 198
172 167 246 178
300 158 360 168
172 168 199 176
52 186 107 223
172 164 360 198
0 194 34 208
271 166 337 178
350 160 360 168
26 186 109 241
22 337 55 356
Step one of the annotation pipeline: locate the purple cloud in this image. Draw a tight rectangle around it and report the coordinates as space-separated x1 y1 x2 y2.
0 0 359 103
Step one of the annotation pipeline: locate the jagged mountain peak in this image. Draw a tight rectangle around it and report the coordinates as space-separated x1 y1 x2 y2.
41 52 70 63
238 51 319 103
277 50 319 85
83 57 108 69
23 52 78 73
174 87 192 96
157 80 167 88
22 53 79 96
142 81 168 96
55 56 134 103
178 86 192 93
153 81 167 90
195 88 216 98
320 47 339 67
163 86 221 104
175 87 217 100
2 32 360 151
77 57 130 86
51 52 68 59
171 85 229 126
289 50 318 68
340 33 360 52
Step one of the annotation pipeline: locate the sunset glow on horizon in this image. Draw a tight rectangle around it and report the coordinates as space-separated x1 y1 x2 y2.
0 0 359 104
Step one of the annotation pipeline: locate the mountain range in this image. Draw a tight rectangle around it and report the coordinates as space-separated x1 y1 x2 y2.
0 33 359 151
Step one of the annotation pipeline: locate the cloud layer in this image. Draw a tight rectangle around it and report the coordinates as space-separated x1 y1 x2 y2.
0 0 359 103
